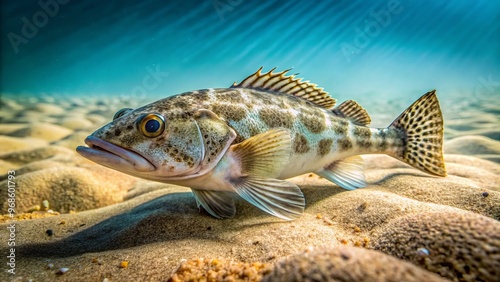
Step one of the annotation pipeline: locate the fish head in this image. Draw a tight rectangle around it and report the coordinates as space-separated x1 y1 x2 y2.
77 105 236 181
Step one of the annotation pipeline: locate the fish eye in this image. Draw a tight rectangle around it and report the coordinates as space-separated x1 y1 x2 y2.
113 108 133 120
137 113 165 138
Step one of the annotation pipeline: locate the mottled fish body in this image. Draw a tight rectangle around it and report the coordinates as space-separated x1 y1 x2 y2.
77 68 446 220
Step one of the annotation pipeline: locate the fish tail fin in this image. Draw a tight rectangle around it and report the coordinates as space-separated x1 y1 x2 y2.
388 90 447 176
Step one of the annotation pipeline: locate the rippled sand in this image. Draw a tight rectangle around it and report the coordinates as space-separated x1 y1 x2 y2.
0 94 498 281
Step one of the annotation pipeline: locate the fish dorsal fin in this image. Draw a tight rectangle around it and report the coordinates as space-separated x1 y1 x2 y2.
332 100 371 126
231 67 337 109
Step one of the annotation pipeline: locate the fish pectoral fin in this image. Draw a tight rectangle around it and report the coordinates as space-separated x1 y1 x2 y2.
191 189 236 219
316 156 366 190
229 129 303 220
230 128 292 178
232 177 305 220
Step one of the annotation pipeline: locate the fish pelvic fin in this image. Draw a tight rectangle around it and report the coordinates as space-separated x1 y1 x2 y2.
192 189 236 219
229 128 305 220
389 90 447 176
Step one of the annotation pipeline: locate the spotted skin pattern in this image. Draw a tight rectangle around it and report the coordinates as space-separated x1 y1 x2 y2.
79 68 446 220
90 85 445 179
107 87 414 178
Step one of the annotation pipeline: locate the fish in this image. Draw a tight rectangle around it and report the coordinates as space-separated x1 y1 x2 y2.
76 67 446 220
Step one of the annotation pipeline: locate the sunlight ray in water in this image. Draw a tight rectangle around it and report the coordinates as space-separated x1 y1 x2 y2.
0 1 499 281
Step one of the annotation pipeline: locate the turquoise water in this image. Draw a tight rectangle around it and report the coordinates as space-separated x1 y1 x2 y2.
1 0 499 102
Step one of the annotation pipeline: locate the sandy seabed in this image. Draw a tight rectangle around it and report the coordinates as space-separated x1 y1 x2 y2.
0 94 499 282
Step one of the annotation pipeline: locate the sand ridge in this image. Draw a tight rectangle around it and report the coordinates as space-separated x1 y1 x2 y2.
0 95 499 281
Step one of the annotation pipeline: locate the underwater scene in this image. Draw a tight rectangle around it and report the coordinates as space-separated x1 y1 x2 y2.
1 0 499 281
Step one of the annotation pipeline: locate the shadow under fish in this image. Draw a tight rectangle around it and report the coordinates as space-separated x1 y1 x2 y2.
13 183 342 258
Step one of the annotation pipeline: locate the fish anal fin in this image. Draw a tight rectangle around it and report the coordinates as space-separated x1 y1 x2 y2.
192 189 236 219
388 90 446 176
231 67 337 109
230 128 292 178
316 156 366 190
333 100 371 126
232 177 305 220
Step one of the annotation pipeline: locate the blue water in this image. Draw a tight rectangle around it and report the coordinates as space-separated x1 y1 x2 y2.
1 0 499 102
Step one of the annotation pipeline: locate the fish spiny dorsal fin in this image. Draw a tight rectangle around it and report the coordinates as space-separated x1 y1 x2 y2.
231 67 337 109
332 100 371 126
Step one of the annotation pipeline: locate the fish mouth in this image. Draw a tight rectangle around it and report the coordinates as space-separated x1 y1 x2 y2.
76 136 156 172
